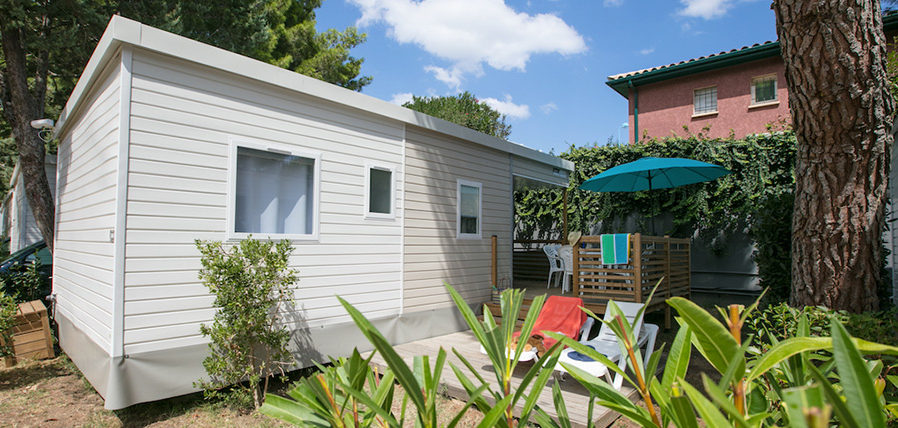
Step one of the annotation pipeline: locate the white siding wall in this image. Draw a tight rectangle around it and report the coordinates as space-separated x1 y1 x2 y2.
9 158 57 252
54 63 121 353
403 127 512 311
512 156 569 188
123 51 404 354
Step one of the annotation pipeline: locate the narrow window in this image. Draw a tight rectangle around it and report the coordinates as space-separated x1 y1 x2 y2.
234 146 317 237
457 180 482 239
751 75 777 104
693 86 718 115
367 166 393 216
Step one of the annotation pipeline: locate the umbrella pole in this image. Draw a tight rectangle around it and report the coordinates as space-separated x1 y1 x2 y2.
648 173 656 235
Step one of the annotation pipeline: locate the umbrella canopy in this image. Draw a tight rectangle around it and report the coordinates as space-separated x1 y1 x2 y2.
579 157 731 193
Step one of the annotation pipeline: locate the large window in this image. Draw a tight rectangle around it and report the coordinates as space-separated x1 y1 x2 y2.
751 75 777 105
693 86 718 115
232 145 318 238
457 179 482 239
366 165 394 217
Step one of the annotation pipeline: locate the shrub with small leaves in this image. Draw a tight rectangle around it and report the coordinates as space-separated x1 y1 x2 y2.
194 237 297 408
0 293 17 358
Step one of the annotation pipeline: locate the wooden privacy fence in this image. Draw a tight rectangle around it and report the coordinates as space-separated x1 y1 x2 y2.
573 234 690 325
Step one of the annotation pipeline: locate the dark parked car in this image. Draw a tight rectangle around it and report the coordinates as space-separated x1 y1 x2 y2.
0 240 52 300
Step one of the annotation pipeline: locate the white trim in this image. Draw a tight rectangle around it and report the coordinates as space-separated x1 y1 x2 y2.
112 47 133 358
692 85 718 116
456 179 483 240
363 162 396 220
512 172 568 188
750 73 777 105
226 136 321 241
399 124 406 315
691 111 718 119
53 16 573 173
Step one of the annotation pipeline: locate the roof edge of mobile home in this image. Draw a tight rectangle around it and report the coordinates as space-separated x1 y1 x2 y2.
56 15 572 171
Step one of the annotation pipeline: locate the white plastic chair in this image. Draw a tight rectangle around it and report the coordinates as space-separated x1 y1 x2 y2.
559 246 574 294
555 301 659 391
543 244 564 291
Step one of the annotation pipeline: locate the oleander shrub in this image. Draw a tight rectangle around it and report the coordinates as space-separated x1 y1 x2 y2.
194 237 297 408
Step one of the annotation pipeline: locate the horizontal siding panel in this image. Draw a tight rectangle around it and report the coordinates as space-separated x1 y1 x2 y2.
123 51 403 349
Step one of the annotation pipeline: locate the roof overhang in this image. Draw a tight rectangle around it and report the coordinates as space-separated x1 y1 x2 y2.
56 16 574 172
605 42 781 98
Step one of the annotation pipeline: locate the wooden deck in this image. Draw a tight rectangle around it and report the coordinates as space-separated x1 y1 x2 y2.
368 330 638 427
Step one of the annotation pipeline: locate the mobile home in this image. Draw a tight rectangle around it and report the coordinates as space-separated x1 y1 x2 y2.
53 16 573 409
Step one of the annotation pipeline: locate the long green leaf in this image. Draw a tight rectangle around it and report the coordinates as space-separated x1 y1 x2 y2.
546 332 635 388
595 401 657 427
338 297 427 412
477 395 514 428
748 336 898 382
662 322 692 390
679 379 734 428
667 297 740 375
259 394 331 428
700 374 750 428
551 381 572 428
780 385 826 428
669 393 699 428
518 350 561 426
807 363 859 428
447 384 489 428
831 319 885 428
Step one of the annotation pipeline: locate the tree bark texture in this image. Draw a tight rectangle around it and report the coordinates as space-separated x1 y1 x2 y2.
773 0 894 311
0 24 55 252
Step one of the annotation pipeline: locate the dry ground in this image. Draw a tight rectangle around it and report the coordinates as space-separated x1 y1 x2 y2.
0 355 482 428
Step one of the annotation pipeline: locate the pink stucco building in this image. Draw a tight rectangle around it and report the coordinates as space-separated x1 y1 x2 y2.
607 13 898 143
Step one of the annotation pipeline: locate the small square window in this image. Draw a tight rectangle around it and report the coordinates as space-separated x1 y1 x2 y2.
457 180 482 239
751 75 777 104
693 86 718 115
233 146 317 237
367 166 393 216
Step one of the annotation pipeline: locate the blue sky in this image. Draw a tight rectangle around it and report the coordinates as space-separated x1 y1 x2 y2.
314 0 778 155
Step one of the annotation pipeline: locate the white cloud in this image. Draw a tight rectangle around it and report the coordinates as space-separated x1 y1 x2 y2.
540 102 558 114
481 95 531 119
389 92 414 105
678 0 734 19
639 48 655 55
351 0 586 87
603 0 623 6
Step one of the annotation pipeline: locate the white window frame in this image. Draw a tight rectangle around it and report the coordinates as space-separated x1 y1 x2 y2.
227 137 321 241
364 163 396 220
692 85 718 116
750 74 778 106
456 179 483 240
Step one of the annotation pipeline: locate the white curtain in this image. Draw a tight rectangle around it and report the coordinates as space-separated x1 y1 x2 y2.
235 147 314 235
459 184 479 234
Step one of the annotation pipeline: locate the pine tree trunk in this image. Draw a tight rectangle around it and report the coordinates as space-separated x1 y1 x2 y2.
1 25 55 252
773 0 894 312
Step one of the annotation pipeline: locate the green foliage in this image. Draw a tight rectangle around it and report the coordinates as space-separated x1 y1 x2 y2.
403 91 512 139
117 0 372 92
194 238 297 409
0 293 16 358
0 0 370 214
0 258 51 304
748 302 898 347
260 349 400 427
263 283 898 428
517 132 796 294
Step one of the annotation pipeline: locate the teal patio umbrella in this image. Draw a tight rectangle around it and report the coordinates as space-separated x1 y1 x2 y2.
579 157 731 233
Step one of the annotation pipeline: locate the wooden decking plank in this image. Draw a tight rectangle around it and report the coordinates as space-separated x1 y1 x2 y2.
369 330 637 427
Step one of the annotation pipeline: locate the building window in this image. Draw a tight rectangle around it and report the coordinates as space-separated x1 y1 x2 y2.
366 165 394 217
751 75 777 104
693 86 718 115
232 145 318 238
457 179 482 239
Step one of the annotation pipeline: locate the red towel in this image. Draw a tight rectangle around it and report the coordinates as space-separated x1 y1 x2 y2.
515 295 586 349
